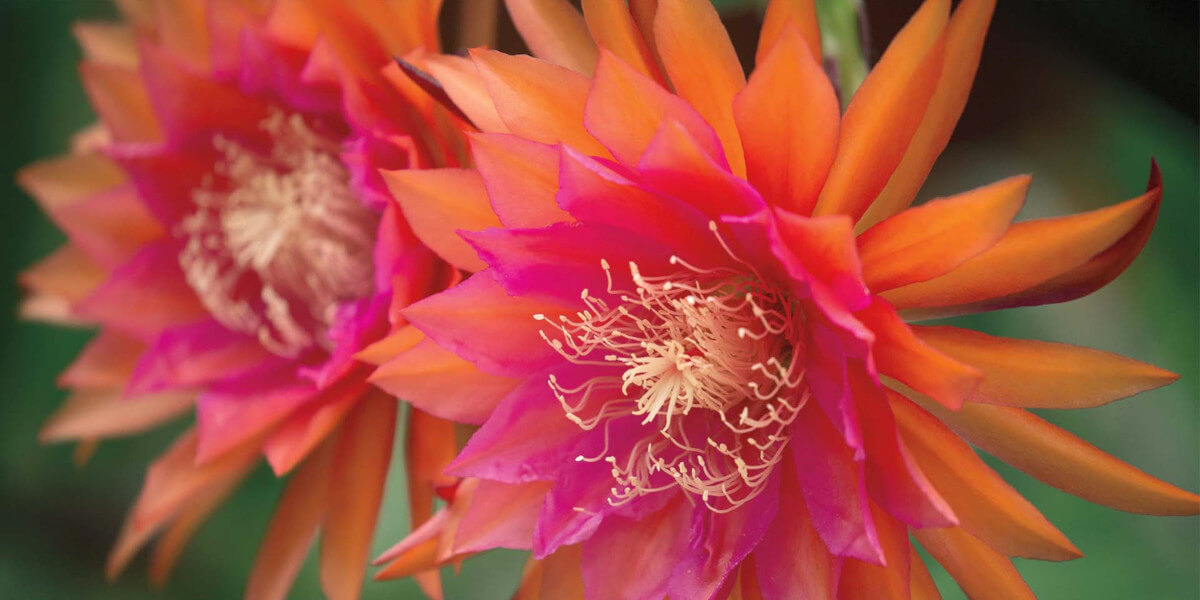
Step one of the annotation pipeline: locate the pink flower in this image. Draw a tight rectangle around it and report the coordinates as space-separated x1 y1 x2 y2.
369 0 1198 598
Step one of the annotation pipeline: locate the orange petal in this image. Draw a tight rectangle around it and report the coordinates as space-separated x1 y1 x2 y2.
839 503 910 600
470 49 609 156
539 545 586 599
405 408 458 534
909 543 943 600
58 329 144 389
79 61 163 142
469 132 571 228
511 556 547 600
17 153 125 212
757 0 821 65
319 392 397 600
152 0 211 71
584 49 722 165
582 0 664 84
40 390 194 443
856 299 982 410
148 463 245 587
734 26 839 215
914 527 1035 600
19 245 107 324
245 439 335 600
857 175 1029 291
884 165 1162 315
454 480 551 553
354 324 426 366
371 338 520 425
262 389 358 475
914 399 1200 516
914 325 1178 409
653 0 747 175
504 0 599 75
858 0 997 230
73 22 138 69
890 391 1081 561
422 54 509 133
383 168 501 272
813 0 949 221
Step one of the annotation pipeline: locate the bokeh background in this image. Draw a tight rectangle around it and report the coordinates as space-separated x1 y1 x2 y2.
0 1 1195 598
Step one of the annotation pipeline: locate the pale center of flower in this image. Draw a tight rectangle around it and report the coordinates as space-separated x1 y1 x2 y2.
537 228 808 513
179 109 378 357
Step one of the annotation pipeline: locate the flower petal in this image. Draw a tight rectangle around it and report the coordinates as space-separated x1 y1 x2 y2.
858 0 997 230
884 164 1162 316
915 399 1200 515
909 543 943 600
383 167 501 272
581 496 692 600
914 527 1036 600
39 389 194 443
753 464 839 600
421 54 509 133
890 391 1081 561
838 503 910 600
469 133 571 228
914 325 1178 409
79 60 162 142
74 242 208 340
857 175 1029 292
813 0 949 221
758 0 821 64
653 0 747 175
127 319 269 394
734 27 839 215
58 329 143 390
455 480 552 553
581 0 665 84
505 0 599 74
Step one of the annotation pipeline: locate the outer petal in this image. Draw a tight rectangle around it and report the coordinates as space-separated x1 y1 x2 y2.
74 242 207 339
757 0 821 64
454 480 552 553
734 28 839 215
470 49 609 157
909 544 943 600
858 0 997 230
813 0 948 221
383 168 501 272
79 61 162 143
884 165 1162 316
469 133 571 228
857 175 1029 292
890 391 1081 561
838 503 910 600
653 0 747 175
39 390 194 443
505 0 599 75
58 329 143 390
914 527 1036 600
581 0 664 84
914 326 1178 408
915 398 1200 515
422 54 509 134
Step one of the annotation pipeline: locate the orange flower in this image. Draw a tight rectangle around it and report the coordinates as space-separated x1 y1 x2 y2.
366 0 1199 598
18 1 469 599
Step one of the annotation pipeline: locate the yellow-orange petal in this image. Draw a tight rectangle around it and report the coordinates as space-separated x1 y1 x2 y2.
582 0 664 84
839 503 910 600
469 132 571 228
914 326 1178 409
355 324 425 366
147 467 243 587
39 390 194 443
813 0 948 221
890 391 1081 561
383 167 500 272
539 545 586 599
405 409 458 536
511 556 546 600
884 169 1162 315
858 0 997 231
18 152 125 213
79 60 162 143
505 0 599 75
757 0 821 65
153 0 211 71
653 0 747 176
245 440 335 600
857 175 1029 292
422 54 509 134
319 392 397 600
909 543 943 600
857 299 982 410
371 338 520 425
470 49 609 157
73 22 138 69
915 399 1200 516
733 26 839 215
58 330 143 389
914 527 1036 600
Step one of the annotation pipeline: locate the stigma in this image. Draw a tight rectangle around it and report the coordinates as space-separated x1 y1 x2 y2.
179 109 378 357
538 241 808 513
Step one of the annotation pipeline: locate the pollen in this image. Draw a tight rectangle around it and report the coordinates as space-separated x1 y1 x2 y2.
179 109 378 357
539 236 808 513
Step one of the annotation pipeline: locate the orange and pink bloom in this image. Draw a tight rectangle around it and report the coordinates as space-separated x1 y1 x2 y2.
368 0 1200 598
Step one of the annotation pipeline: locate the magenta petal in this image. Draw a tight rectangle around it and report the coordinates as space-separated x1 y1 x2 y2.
581 495 693 600
108 142 214 226
789 406 884 564
403 270 572 377
126 318 269 395
531 458 623 559
74 241 206 340
754 465 842 600
195 364 316 463
773 210 871 311
446 367 586 483
454 480 551 553
666 473 779 600
636 121 764 220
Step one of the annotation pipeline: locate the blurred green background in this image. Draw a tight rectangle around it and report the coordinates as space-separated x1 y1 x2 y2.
0 1 1195 599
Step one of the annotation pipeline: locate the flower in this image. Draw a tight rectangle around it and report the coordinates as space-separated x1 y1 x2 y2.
18 1 466 598
369 0 1200 598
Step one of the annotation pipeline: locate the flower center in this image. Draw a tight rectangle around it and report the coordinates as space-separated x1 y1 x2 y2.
179 109 378 357
538 239 808 513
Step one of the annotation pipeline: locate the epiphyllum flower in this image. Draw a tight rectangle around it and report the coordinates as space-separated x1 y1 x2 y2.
370 0 1200 598
18 1 463 599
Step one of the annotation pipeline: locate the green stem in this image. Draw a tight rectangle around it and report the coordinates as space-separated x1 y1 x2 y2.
814 0 869 107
